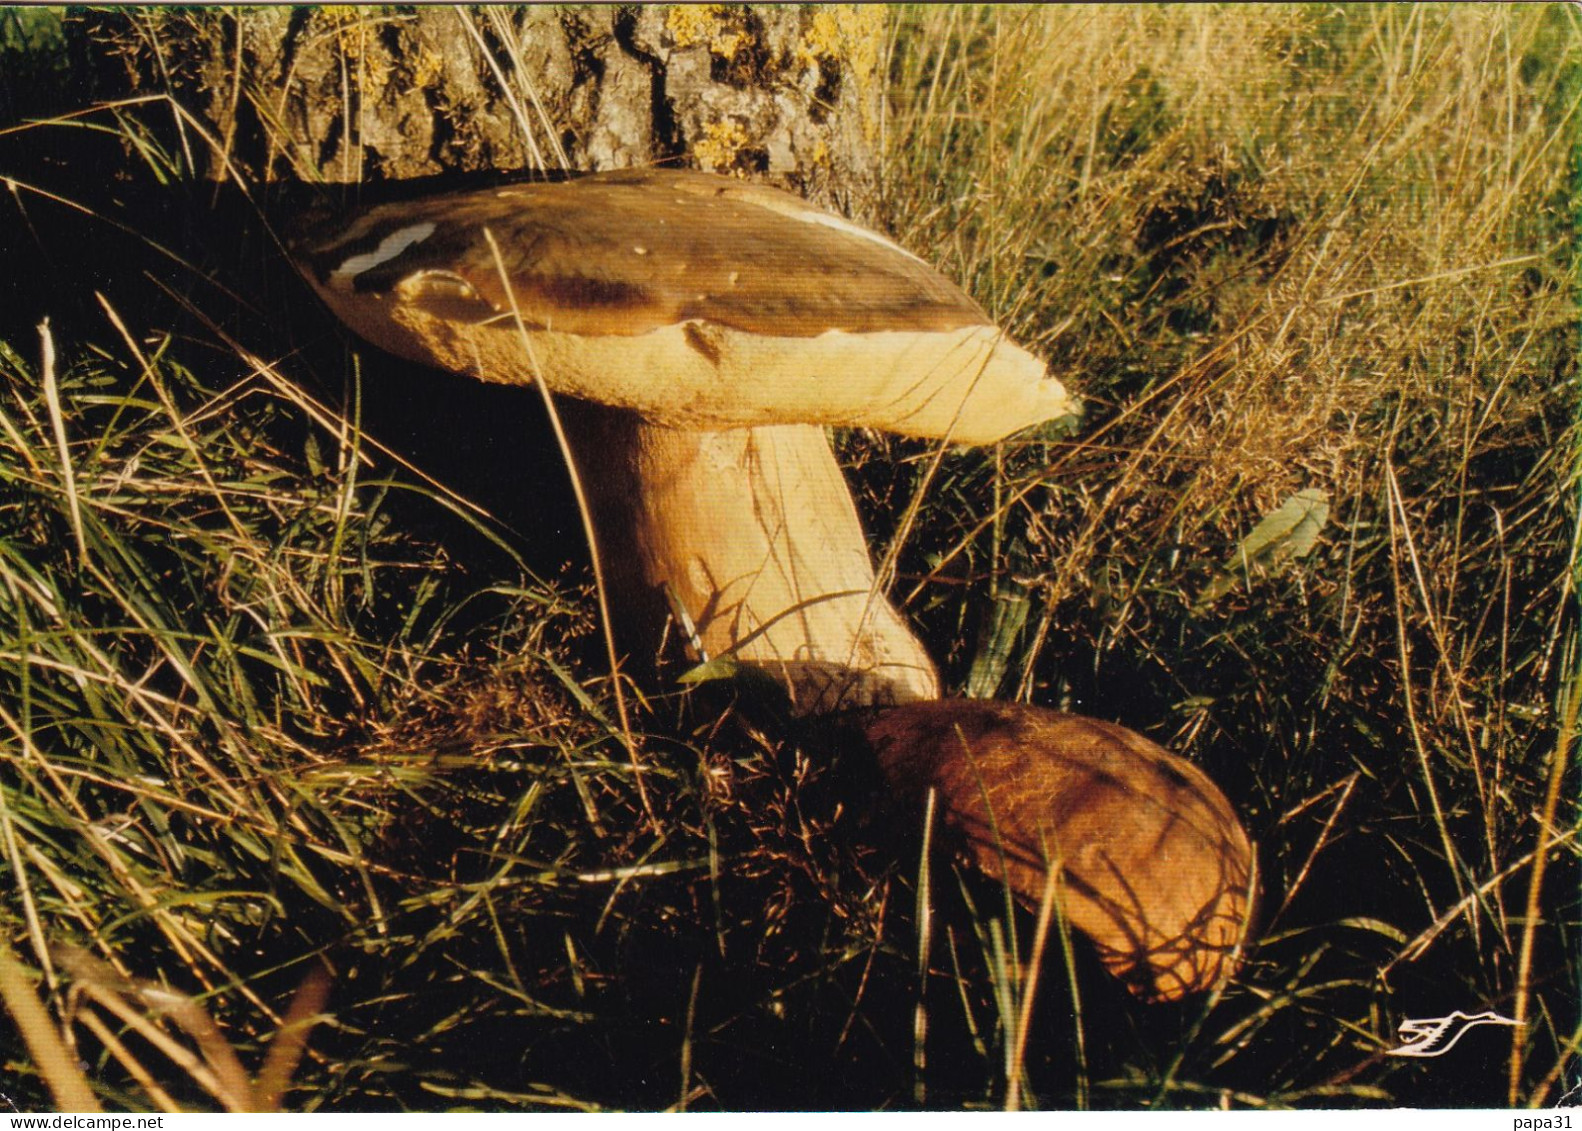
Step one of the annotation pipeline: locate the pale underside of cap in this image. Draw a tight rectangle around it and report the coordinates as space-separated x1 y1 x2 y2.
295 169 1077 445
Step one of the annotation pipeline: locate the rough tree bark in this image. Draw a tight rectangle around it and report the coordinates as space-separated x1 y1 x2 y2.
74 6 886 214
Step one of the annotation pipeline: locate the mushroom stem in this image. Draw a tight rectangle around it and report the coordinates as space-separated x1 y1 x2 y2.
559 401 940 713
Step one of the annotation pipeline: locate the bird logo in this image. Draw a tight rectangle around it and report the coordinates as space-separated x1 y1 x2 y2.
1386 1010 1523 1058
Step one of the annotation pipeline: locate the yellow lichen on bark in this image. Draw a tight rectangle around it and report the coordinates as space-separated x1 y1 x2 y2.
665 5 748 62
796 6 886 142
693 118 752 174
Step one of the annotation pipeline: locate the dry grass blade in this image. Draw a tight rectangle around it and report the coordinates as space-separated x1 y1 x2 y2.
482 224 652 827
676 962 702 1113
1268 773 1359 929
254 963 334 1112
1006 861 1062 1112
0 943 100 1112
55 945 255 1113
456 7 568 173
911 788 936 1107
72 1007 183 1113
47 946 334 1113
35 319 84 565
1508 642 1580 1103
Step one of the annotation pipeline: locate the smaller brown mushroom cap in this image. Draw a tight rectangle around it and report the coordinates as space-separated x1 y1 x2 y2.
865 700 1255 1002
293 168 1076 444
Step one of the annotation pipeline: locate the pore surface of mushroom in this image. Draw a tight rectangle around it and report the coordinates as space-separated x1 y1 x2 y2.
296 169 1076 711
864 699 1255 1002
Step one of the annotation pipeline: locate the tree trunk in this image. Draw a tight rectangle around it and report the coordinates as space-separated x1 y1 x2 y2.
72 6 885 214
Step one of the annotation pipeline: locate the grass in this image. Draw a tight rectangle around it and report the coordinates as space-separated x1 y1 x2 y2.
875 4 1580 1107
0 2 1576 1111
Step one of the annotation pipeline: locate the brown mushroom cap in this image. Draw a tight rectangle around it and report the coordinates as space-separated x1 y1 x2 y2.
864 699 1255 1002
293 168 1076 444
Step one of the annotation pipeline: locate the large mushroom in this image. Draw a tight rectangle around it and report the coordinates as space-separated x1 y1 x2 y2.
293 168 1076 711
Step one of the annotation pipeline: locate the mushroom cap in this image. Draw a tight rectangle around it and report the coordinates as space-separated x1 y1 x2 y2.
865 700 1255 1003
293 168 1076 444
